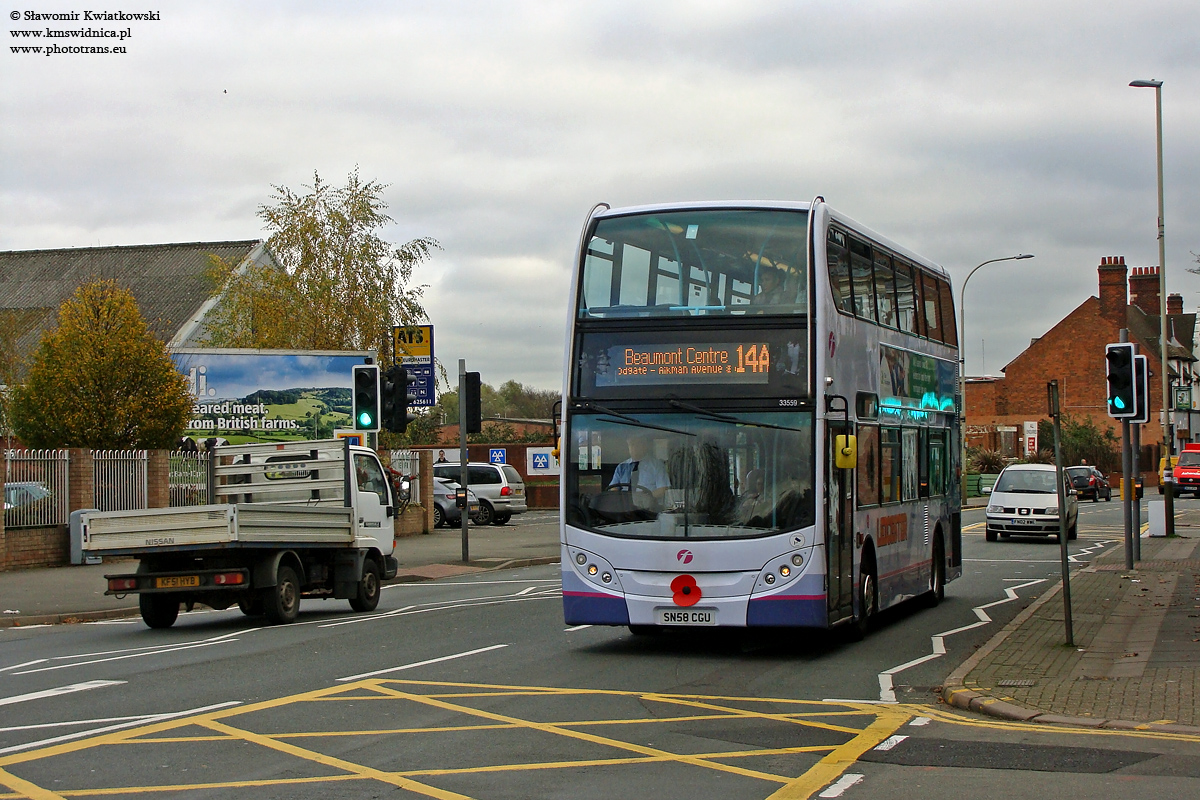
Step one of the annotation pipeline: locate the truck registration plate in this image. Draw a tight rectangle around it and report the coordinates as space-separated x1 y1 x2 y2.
156 576 200 589
656 607 717 626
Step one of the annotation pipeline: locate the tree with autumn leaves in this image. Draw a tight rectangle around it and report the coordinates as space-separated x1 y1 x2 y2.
201 168 438 356
9 280 193 449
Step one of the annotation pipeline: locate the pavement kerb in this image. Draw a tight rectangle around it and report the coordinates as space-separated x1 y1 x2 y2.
0 556 562 629
939 550 1200 736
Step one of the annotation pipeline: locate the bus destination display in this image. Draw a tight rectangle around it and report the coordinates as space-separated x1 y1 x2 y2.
594 343 771 387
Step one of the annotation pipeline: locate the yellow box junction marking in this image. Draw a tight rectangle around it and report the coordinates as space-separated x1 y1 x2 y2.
0 679 911 800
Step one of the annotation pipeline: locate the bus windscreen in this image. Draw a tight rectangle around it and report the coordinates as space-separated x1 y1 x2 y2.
580 209 808 318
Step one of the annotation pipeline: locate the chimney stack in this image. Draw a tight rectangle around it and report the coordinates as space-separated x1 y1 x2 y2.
1129 266 1161 316
1097 256 1128 321
1168 293 1183 316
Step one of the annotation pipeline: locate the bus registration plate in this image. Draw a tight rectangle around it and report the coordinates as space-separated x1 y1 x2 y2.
656 607 717 626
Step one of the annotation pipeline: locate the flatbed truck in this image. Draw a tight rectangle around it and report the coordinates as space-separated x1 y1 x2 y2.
82 438 400 628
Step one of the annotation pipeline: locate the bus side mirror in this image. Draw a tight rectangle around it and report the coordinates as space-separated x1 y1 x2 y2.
835 435 857 470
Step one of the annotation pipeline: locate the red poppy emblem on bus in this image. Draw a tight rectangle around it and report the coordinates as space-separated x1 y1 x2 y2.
671 574 701 607
676 549 693 564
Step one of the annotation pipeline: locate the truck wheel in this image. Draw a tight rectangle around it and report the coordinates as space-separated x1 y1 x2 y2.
263 565 300 624
350 559 381 612
140 594 179 629
238 594 264 617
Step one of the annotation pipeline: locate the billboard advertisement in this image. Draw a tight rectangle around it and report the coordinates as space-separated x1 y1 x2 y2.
173 348 374 445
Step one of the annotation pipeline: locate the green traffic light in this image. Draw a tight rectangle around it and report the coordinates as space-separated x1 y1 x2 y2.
1112 397 1125 410
358 411 374 427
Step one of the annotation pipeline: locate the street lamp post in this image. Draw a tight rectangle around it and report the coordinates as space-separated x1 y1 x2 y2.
959 254 1035 504
1130 78 1173 537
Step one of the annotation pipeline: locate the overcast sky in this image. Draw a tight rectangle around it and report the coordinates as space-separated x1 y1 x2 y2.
3 0 1198 393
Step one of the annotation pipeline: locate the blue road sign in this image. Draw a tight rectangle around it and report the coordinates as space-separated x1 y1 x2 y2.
489 448 506 465
532 453 549 470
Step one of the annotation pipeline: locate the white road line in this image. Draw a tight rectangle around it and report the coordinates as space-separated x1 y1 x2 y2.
14 638 240 676
0 714 157 733
876 579 1048 702
819 773 864 798
908 716 931 727
385 579 560 589
0 701 241 756
874 734 908 751
0 659 47 672
516 586 536 596
317 606 417 629
0 680 126 707
337 644 508 682
564 624 592 632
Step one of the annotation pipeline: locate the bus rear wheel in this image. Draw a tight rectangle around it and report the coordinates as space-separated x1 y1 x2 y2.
851 557 878 639
925 537 945 608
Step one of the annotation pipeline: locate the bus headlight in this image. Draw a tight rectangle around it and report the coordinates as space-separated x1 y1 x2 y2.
588 564 598 576
791 554 804 567
779 565 791 577
601 572 612 583
764 573 776 585
576 552 587 565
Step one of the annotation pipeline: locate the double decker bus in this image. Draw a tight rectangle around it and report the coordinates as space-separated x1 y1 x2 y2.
560 198 962 634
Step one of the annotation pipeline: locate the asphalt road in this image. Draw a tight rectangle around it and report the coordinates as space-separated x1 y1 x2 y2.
1 498 1198 799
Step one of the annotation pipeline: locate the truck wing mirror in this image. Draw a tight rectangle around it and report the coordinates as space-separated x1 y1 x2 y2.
834 434 857 470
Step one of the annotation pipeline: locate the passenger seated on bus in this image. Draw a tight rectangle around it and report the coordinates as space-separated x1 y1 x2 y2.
751 267 788 306
608 436 670 509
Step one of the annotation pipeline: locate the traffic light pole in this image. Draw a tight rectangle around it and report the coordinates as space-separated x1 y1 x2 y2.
1048 380 1074 647
1132 421 1141 561
1119 329 1135 570
459 359 470 563
1123 419 1134 570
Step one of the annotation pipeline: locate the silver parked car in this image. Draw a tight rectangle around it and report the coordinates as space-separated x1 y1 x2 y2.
984 463 1078 542
431 477 481 528
432 462 527 525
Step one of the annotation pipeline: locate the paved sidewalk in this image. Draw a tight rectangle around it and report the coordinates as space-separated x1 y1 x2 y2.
943 521 1200 734
0 511 561 627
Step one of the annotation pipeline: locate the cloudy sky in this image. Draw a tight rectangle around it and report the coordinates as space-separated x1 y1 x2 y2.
3 0 1198 393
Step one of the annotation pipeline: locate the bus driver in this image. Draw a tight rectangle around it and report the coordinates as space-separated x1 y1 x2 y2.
609 436 670 508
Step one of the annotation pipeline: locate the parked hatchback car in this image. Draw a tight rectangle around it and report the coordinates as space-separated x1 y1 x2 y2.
431 477 480 528
1064 465 1111 502
984 463 1078 542
432 462 527 525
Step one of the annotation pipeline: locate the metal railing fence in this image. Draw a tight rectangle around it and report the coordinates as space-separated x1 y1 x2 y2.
169 451 210 507
3 449 70 528
389 449 420 505
92 449 148 512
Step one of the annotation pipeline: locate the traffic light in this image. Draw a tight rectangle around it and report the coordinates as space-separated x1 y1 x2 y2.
381 366 417 433
1105 343 1136 419
352 364 380 431
463 371 482 434
1133 354 1150 424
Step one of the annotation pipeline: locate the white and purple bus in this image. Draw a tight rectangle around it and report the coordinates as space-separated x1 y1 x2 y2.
560 198 962 635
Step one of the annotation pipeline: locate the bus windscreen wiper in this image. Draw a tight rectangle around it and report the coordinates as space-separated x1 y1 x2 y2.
667 399 806 433
573 402 695 437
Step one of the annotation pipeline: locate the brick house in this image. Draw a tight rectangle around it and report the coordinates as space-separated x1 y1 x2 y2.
966 256 1198 465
